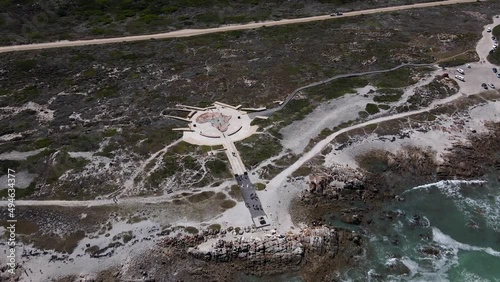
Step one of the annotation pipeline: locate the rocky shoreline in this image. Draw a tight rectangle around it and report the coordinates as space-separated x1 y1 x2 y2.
107 121 500 282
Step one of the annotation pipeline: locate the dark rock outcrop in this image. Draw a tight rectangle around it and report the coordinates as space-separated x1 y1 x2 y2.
187 227 338 267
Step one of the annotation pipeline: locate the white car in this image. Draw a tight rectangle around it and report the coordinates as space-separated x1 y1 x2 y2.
455 75 465 82
456 68 465 75
487 27 492 32
489 83 495 89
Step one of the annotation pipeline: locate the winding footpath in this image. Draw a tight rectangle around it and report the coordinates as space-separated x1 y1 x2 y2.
249 63 433 118
0 0 484 54
266 90 468 190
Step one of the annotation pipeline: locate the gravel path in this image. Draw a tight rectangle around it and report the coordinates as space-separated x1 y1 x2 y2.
0 0 482 53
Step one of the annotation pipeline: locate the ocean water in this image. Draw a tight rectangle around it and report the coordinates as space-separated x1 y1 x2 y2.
239 178 499 282
338 178 500 282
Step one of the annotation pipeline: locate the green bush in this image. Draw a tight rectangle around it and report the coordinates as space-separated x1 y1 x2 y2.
206 159 228 176
33 137 52 148
371 68 413 88
307 77 368 100
236 134 282 167
254 183 266 191
103 128 118 137
95 86 118 98
373 90 403 103
207 223 221 231
228 184 243 201
365 103 380 115
488 25 500 65
220 199 236 209
184 226 199 234
15 59 37 73
378 104 391 110
46 152 89 183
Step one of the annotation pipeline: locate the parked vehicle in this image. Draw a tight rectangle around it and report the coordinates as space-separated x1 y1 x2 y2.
489 83 495 89
482 83 488 89
496 73 500 78
487 27 492 32
493 67 498 73
454 75 465 81
456 68 465 75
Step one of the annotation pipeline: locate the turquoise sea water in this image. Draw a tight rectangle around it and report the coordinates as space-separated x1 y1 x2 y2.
339 178 500 282
240 178 500 282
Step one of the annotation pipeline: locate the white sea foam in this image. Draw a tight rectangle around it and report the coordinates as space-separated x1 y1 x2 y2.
390 227 500 282
462 196 500 232
410 180 499 232
432 227 500 258
404 180 487 196
367 269 377 282
456 269 490 282
400 257 420 277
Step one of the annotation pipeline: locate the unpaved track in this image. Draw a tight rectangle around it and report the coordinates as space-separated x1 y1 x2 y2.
0 0 482 54
266 90 468 190
249 63 434 118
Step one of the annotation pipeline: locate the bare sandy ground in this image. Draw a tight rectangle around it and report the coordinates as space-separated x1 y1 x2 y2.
280 86 376 154
325 99 500 169
0 148 45 161
0 170 36 189
0 220 161 282
0 0 482 54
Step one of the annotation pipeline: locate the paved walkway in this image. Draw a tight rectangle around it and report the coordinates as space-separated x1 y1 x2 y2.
176 103 269 227
235 174 269 227
207 104 269 227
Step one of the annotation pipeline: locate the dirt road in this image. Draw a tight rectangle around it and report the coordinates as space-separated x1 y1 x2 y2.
0 0 482 54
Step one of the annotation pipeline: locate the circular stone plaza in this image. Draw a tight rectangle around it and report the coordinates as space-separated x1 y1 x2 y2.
164 102 269 228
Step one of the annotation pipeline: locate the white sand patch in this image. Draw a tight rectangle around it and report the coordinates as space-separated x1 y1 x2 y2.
215 201 255 228
243 77 257 87
0 133 22 141
0 170 36 189
13 220 161 282
0 101 54 122
67 152 113 165
325 99 500 168
0 148 45 161
469 101 500 131
280 85 376 154
325 127 452 167
69 112 91 123
68 152 94 159
259 179 306 234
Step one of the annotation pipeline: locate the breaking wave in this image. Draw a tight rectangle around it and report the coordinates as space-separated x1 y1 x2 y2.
432 227 500 258
404 180 487 195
